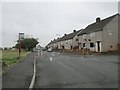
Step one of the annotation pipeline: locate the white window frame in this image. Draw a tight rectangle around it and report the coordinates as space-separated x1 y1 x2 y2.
82 34 86 38
90 32 95 37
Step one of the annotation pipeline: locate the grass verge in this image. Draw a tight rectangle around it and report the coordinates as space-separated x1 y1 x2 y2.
2 50 29 66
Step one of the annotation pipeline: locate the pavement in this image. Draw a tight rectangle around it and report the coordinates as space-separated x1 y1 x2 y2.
2 52 36 88
34 51 118 88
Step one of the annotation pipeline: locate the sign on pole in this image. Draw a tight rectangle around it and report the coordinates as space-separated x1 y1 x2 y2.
19 33 24 40
18 32 24 61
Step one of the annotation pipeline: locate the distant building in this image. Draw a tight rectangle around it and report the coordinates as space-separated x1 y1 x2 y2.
77 13 119 52
47 30 81 50
58 30 82 50
47 13 119 53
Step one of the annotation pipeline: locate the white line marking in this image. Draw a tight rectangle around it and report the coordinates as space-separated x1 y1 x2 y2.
49 57 53 61
80 56 84 58
29 55 38 89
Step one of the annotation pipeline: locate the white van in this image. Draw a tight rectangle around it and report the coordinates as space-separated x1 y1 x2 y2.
47 48 52 52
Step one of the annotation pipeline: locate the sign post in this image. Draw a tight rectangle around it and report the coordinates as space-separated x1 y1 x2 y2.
18 33 24 62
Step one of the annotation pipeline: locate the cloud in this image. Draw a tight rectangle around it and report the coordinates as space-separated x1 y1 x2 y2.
2 2 118 47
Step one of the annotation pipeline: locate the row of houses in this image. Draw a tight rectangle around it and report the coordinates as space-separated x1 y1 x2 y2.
46 13 120 53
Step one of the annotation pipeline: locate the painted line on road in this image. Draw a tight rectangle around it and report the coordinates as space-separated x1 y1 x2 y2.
49 57 53 61
28 56 38 89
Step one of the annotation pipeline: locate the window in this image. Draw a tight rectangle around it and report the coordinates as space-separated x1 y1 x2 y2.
76 39 78 41
108 29 113 36
83 43 86 47
90 43 95 47
88 39 91 41
90 32 95 37
108 32 113 35
83 34 86 38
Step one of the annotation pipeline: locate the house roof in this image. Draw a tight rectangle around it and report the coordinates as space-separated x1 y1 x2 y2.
47 38 60 46
59 30 82 41
78 13 119 36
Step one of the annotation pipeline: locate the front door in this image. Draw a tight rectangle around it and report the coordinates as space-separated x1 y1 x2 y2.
96 41 101 52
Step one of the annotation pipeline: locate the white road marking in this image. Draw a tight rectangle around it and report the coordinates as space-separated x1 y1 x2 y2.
49 57 53 61
80 56 84 58
29 55 38 89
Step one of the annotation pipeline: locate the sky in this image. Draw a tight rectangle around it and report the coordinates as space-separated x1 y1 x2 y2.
1 0 119 47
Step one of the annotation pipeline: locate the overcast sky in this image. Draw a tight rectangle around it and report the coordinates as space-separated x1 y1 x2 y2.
1 1 119 47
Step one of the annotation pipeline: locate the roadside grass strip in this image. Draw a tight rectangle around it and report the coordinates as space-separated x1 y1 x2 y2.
2 50 29 66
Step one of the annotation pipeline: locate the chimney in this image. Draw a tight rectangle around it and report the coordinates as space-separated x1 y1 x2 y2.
64 34 67 36
73 30 76 33
96 17 101 23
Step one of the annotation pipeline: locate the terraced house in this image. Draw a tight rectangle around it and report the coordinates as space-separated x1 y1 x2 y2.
78 13 119 52
47 13 119 53
47 30 81 50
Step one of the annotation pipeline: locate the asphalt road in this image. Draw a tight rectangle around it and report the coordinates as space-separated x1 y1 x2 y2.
34 51 118 88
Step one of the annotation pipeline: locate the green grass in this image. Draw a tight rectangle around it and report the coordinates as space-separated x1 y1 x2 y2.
2 50 29 66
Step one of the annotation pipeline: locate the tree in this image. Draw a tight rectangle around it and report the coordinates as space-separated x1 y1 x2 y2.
15 38 39 51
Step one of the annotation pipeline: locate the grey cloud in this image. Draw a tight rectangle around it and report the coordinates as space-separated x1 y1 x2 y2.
2 2 118 47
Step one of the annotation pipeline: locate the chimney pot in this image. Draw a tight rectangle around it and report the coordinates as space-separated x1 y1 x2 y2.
73 30 76 33
96 17 101 22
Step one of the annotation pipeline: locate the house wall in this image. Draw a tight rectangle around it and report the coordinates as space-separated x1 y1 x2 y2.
57 42 61 49
78 35 84 49
72 35 79 48
88 31 102 52
102 15 118 52
61 39 72 49
78 31 103 52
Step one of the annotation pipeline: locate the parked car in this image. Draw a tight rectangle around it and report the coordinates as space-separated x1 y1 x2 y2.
47 48 52 52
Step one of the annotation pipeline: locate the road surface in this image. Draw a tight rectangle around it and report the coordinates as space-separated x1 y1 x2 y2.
34 51 118 88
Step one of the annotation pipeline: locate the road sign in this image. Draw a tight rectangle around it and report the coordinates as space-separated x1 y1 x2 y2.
18 33 24 61
19 33 24 39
